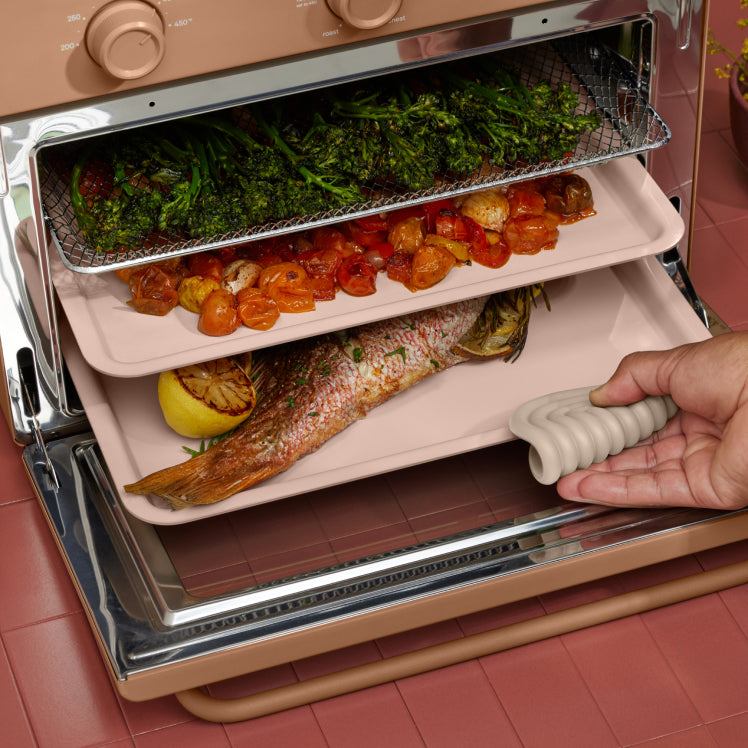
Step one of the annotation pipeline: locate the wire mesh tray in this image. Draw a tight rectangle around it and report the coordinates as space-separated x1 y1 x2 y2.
40 33 670 274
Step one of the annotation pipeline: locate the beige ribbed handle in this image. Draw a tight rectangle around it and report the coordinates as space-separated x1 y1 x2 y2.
175 559 748 723
509 386 679 485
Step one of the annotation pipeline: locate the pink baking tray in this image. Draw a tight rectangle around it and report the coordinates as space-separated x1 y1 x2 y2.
61 256 710 525
52 157 684 378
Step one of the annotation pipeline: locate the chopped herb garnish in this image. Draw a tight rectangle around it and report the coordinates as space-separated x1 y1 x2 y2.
286 396 296 408
430 359 440 368
441 331 448 338
182 429 236 458
308 411 320 417
353 348 363 363
296 378 307 386
385 346 407 362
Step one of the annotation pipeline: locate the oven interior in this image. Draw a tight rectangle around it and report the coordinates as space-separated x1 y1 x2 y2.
1 1 736 704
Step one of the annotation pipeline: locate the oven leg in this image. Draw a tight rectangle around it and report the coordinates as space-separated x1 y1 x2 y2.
175 558 748 723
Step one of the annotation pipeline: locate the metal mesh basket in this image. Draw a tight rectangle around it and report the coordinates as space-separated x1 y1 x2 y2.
40 34 669 273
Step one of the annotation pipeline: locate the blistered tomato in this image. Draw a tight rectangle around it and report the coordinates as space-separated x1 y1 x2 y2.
187 252 224 282
236 287 281 330
198 288 241 336
258 262 316 313
503 214 560 255
409 244 455 290
127 264 180 316
337 254 378 296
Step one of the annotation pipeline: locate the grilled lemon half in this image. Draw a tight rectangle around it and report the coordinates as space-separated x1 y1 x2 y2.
157 355 256 439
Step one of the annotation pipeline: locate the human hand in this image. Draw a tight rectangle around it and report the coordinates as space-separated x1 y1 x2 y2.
556 332 748 510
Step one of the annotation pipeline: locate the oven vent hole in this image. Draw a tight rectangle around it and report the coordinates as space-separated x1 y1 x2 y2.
16 347 39 416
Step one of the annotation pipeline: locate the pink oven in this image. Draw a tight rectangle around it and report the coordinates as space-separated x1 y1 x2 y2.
2 0 746 721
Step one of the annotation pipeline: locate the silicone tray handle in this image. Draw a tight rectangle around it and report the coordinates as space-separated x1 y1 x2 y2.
174 559 748 723
509 385 679 485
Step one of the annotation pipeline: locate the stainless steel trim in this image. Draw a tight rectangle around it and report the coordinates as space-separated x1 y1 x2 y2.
677 0 694 50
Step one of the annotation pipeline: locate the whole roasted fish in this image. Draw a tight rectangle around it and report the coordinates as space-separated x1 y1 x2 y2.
125 292 532 509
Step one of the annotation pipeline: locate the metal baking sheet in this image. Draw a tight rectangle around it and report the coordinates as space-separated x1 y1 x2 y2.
51 157 684 379
61 256 710 526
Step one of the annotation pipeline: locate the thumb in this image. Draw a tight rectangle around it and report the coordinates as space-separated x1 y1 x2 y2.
588 346 689 407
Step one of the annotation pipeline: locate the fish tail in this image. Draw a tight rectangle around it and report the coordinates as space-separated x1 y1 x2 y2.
124 457 278 510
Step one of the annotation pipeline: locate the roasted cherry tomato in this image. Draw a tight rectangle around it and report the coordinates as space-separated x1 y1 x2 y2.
307 276 337 301
390 199 455 233
503 214 560 255
337 254 378 296
346 221 388 247
422 199 456 229
114 266 139 283
311 226 348 254
271 284 316 313
126 264 180 316
409 244 456 290
434 209 468 241
507 188 546 218
258 262 316 313
198 288 241 336
463 216 488 252
257 262 308 292
388 216 425 253
542 174 594 219
276 237 302 261
187 252 224 282
353 214 390 232
387 205 425 224
468 236 512 269
385 251 413 286
236 287 281 330
297 248 343 280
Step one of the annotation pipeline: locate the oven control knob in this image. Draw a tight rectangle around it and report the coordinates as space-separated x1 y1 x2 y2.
86 0 165 80
326 0 402 30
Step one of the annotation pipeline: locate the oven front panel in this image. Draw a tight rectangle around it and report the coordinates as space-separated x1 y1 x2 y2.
4 0 573 118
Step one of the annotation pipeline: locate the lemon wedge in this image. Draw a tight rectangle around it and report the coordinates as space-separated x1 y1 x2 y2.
157 356 257 439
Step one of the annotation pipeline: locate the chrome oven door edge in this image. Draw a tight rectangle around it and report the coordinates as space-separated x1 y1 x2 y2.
26 432 737 684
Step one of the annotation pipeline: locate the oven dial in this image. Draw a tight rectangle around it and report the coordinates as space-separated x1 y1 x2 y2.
86 0 165 80
326 0 403 30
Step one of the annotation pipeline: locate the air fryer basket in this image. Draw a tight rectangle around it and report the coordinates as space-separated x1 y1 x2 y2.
40 33 669 273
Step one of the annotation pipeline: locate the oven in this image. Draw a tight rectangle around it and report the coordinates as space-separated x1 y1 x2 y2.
3 0 747 723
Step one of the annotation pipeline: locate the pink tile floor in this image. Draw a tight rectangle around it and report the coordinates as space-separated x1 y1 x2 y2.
2 5 748 747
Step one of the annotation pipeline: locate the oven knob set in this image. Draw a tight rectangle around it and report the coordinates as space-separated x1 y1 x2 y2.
85 0 166 80
326 0 403 30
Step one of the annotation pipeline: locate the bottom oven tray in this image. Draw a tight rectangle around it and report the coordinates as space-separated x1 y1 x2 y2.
62 255 710 526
